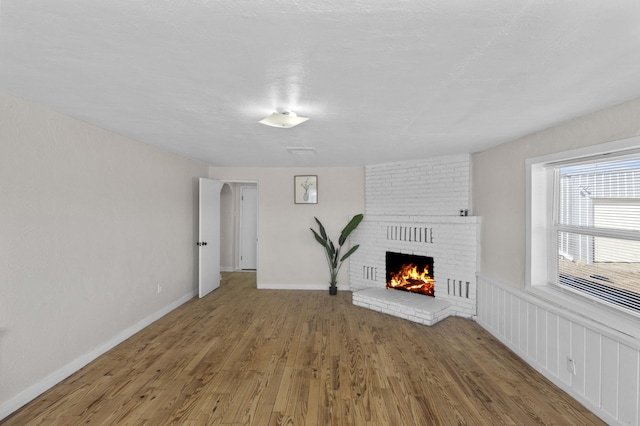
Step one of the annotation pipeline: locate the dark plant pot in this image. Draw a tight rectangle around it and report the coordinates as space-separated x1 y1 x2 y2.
329 286 338 295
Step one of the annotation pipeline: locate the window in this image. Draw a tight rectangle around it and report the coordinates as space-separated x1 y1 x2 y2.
555 157 640 312
527 138 640 317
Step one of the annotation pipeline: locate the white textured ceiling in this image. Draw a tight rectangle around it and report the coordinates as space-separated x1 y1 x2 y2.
1 1 639 167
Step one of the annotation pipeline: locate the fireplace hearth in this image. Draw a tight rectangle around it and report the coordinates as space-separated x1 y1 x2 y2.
386 252 434 296
350 214 479 326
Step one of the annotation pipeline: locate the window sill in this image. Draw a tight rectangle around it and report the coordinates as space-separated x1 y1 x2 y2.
527 283 640 345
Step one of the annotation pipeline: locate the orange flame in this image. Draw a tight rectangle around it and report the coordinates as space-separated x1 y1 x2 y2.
387 263 434 296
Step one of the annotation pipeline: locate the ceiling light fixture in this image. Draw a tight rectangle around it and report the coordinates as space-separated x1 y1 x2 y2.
259 111 309 128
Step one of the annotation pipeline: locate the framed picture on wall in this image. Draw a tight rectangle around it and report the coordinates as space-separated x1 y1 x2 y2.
294 175 318 204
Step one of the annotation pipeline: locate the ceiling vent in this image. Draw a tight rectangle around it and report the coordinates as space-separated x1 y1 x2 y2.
286 147 317 156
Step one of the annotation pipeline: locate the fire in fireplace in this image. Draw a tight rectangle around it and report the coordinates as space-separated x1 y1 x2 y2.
386 252 435 296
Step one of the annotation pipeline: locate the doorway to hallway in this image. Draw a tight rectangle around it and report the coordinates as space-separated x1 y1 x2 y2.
239 186 257 270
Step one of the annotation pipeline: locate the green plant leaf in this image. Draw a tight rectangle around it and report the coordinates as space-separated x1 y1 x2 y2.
339 214 364 246
310 229 329 248
340 244 360 262
314 217 328 241
325 245 334 262
332 246 339 268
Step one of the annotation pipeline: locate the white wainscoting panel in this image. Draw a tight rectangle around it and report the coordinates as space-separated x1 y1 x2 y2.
477 274 640 426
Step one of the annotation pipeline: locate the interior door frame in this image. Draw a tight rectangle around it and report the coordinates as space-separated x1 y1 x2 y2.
239 185 258 270
220 179 259 277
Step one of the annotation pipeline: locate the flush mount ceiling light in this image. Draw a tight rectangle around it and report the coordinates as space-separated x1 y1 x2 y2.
259 111 309 128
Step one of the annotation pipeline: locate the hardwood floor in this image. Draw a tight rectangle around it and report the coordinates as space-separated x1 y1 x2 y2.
2 272 604 425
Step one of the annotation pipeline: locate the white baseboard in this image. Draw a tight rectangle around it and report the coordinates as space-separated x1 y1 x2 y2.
0 290 197 421
257 283 349 291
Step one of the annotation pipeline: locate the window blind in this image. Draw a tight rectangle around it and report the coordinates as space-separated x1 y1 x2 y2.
554 156 640 313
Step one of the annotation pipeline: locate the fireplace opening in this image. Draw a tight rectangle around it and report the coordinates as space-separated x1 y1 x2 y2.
386 252 434 296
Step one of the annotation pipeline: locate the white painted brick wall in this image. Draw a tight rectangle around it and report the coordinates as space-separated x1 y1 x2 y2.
351 154 479 320
350 215 479 318
365 154 471 217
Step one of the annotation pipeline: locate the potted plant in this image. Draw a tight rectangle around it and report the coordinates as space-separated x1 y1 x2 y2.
310 214 364 295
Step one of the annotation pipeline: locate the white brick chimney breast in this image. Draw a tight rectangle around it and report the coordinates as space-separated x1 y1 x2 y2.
349 154 479 325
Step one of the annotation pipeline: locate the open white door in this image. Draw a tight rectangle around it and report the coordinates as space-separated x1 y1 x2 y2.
198 178 222 298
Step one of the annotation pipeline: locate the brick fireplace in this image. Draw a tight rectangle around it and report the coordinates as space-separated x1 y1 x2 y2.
349 154 479 326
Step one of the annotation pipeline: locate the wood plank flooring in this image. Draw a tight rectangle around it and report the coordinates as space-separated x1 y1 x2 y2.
2 272 605 425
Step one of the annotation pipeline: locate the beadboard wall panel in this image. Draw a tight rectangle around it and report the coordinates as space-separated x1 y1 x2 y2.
477 274 640 426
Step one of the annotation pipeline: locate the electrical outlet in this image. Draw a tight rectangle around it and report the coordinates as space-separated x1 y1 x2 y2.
566 357 576 375
157 283 163 294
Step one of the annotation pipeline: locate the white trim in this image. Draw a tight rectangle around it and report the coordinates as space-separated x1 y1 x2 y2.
525 136 640 288
257 283 348 291
477 273 640 426
0 290 197 421
219 179 259 184
526 136 640 169
555 224 640 241
525 159 555 288
525 136 640 297
481 272 640 344
546 146 640 167
239 185 258 271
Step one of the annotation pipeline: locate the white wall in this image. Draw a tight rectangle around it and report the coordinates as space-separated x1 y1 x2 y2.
210 167 365 289
0 92 209 419
473 97 640 287
473 98 640 425
365 154 471 216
